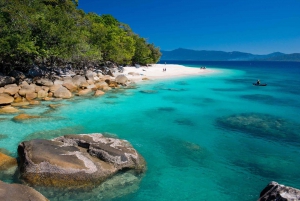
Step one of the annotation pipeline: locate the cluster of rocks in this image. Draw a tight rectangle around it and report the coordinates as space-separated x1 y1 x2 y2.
0 65 130 112
0 133 146 200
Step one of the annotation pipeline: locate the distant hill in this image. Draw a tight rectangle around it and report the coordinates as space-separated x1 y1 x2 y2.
160 48 300 61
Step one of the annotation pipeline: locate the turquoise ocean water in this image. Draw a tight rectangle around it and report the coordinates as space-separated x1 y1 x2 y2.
1 61 300 200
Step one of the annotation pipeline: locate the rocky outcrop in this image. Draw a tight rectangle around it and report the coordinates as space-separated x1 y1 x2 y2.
0 93 14 104
258 181 300 201
0 181 49 201
18 134 146 187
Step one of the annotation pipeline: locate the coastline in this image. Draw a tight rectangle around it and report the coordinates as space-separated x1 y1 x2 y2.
0 63 221 112
117 64 220 83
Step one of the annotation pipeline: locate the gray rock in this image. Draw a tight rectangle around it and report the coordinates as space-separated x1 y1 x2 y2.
18 134 146 187
0 76 16 87
115 75 128 85
0 180 48 201
258 181 300 201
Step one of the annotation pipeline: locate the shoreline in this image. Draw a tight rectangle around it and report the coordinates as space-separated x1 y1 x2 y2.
117 64 221 83
0 63 221 114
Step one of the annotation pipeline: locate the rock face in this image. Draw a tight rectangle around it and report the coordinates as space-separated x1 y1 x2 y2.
0 181 49 201
258 181 300 201
18 134 146 187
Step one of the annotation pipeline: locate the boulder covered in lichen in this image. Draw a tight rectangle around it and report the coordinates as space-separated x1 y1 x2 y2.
18 134 146 187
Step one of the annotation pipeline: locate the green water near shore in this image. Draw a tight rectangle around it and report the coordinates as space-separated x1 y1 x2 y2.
1 62 300 200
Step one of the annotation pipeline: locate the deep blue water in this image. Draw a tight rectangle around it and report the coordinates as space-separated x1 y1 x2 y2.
1 61 300 200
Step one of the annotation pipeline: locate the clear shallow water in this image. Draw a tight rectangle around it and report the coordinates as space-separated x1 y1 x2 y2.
1 61 300 200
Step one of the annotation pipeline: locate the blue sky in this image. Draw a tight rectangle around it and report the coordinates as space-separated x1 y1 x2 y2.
78 0 300 54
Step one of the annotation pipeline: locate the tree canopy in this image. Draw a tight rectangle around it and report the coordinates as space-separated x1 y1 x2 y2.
0 0 161 73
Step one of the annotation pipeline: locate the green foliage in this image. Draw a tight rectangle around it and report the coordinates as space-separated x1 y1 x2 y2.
0 0 161 73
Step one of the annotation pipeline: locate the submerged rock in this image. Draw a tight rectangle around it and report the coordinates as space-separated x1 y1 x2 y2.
0 106 20 114
13 113 43 121
0 181 49 201
216 113 300 145
158 137 209 167
140 90 157 94
0 152 17 171
11 102 30 107
0 134 7 140
258 181 300 201
18 134 146 187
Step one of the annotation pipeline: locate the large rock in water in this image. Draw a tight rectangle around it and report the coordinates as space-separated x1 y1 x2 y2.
258 181 300 201
18 134 146 187
0 181 49 201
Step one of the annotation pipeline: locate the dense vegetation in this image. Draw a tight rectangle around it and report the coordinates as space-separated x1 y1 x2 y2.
0 0 161 74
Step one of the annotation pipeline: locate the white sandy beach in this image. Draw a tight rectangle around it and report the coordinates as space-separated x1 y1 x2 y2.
117 64 219 82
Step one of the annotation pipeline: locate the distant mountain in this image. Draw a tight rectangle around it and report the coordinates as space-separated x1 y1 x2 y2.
160 48 300 61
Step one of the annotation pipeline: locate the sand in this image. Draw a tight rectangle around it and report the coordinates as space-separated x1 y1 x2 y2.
115 64 219 83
